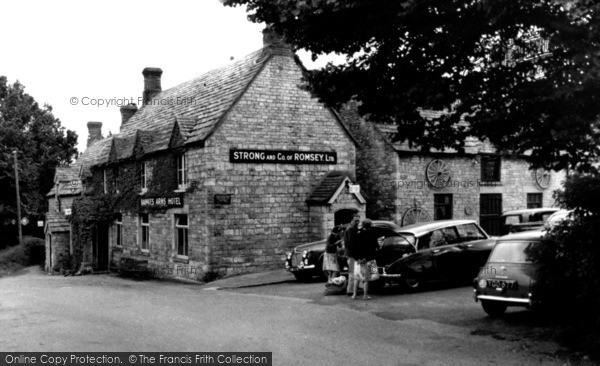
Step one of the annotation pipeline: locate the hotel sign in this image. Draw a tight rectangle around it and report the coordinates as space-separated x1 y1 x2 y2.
230 149 337 164
140 196 184 208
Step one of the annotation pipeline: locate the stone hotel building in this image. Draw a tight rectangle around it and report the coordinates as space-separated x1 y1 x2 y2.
44 30 366 280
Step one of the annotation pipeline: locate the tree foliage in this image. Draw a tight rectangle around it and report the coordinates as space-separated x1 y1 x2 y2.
225 0 600 171
0 76 78 223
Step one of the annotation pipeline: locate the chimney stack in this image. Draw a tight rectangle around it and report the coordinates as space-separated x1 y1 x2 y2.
262 25 293 56
120 103 138 129
142 67 162 106
87 122 103 147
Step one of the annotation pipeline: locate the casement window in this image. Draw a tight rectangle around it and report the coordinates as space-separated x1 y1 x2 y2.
175 214 188 257
139 213 149 252
177 153 188 190
140 161 148 192
103 169 108 194
434 194 453 220
480 155 501 182
527 193 543 209
115 213 123 247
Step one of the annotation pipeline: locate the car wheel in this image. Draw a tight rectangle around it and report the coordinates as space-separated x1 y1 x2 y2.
403 276 424 292
481 300 508 317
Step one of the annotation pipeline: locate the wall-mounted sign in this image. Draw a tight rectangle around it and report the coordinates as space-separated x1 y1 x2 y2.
214 194 232 205
230 149 337 164
140 196 184 208
64 209 72 216
348 184 360 194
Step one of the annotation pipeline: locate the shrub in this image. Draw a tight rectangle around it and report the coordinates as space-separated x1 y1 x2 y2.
529 171 600 357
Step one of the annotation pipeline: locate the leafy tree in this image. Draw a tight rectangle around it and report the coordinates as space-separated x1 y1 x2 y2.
0 76 78 242
224 0 600 171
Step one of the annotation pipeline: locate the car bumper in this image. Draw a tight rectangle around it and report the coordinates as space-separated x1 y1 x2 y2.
285 264 315 272
378 267 402 280
474 291 532 306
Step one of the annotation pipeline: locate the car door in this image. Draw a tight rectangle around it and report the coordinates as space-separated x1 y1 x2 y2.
428 227 466 280
388 232 433 278
455 222 497 275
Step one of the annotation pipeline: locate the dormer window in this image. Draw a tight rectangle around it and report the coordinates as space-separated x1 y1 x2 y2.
140 161 148 193
177 153 188 190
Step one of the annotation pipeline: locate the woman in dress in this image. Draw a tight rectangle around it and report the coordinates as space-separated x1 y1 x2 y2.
323 225 342 283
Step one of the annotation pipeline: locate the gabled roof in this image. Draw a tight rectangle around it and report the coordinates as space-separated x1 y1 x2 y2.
120 47 271 144
46 166 82 196
307 171 366 205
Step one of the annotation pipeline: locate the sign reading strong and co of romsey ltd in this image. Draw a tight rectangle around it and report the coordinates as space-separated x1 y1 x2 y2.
140 196 184 208
230 149 337 164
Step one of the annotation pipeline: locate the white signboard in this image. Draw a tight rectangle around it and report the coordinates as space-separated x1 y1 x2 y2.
348 184 360 194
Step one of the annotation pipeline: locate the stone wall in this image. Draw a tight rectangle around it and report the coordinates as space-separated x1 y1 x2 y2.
339 103 398 221
191 51 358 278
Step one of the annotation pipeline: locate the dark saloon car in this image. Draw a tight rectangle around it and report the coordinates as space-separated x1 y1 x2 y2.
285 220 402 282
376 220 496 290
500 208 559 235
473 230 543 316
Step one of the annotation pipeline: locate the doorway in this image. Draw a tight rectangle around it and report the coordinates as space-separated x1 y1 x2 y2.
93 223 109 271
480 194 502 236
334 209 358 226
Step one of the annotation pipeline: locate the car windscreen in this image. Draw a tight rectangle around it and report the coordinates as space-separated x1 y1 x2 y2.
397 232 417 247
488 241 539 263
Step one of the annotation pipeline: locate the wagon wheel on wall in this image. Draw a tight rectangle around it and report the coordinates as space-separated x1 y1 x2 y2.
535 168 551 189
402 207 432 226
426 159 451 188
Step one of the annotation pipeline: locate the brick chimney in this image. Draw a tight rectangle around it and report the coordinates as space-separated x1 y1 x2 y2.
120 103 138 129
142 67 163 106
263 25 293 56
86 122 103 147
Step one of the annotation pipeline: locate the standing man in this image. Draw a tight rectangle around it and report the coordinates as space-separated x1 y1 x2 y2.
343 214 361 296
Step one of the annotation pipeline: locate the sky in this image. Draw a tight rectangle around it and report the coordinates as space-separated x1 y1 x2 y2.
0 0 334 153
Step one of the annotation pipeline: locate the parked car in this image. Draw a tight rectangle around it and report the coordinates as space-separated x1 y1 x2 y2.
376 220 496 291
500 208 560 235
473 230 543 316
285 220 402 282
544 209 573 229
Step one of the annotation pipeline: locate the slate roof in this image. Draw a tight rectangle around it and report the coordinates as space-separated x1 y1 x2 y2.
307 171 354 204
375 109 495 155
45 211 71 233
46 166 82 196
71 47 273 174
120 47 271 144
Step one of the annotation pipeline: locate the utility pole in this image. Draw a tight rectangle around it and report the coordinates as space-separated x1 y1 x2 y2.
13 150 23 247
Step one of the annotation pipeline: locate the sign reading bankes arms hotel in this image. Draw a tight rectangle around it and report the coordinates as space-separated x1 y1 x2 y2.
140 196 184 208
230 149 337 164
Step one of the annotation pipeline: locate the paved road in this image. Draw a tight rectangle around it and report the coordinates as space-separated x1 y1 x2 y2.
0 268 589 365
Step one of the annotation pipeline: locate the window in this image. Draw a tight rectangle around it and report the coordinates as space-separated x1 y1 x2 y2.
139 214 149 251
455 223 487 241
177 153 188 189
480 155 501 182
175 214 188 257
140 162 148 192
103 169 108 194
115 213 123 247
434 194 453 220
527 193 543 209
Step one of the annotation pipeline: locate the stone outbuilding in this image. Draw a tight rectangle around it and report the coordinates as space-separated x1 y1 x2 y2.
342 105 565 236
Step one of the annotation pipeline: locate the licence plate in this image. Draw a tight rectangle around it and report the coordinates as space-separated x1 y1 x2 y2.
487 280 518 291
